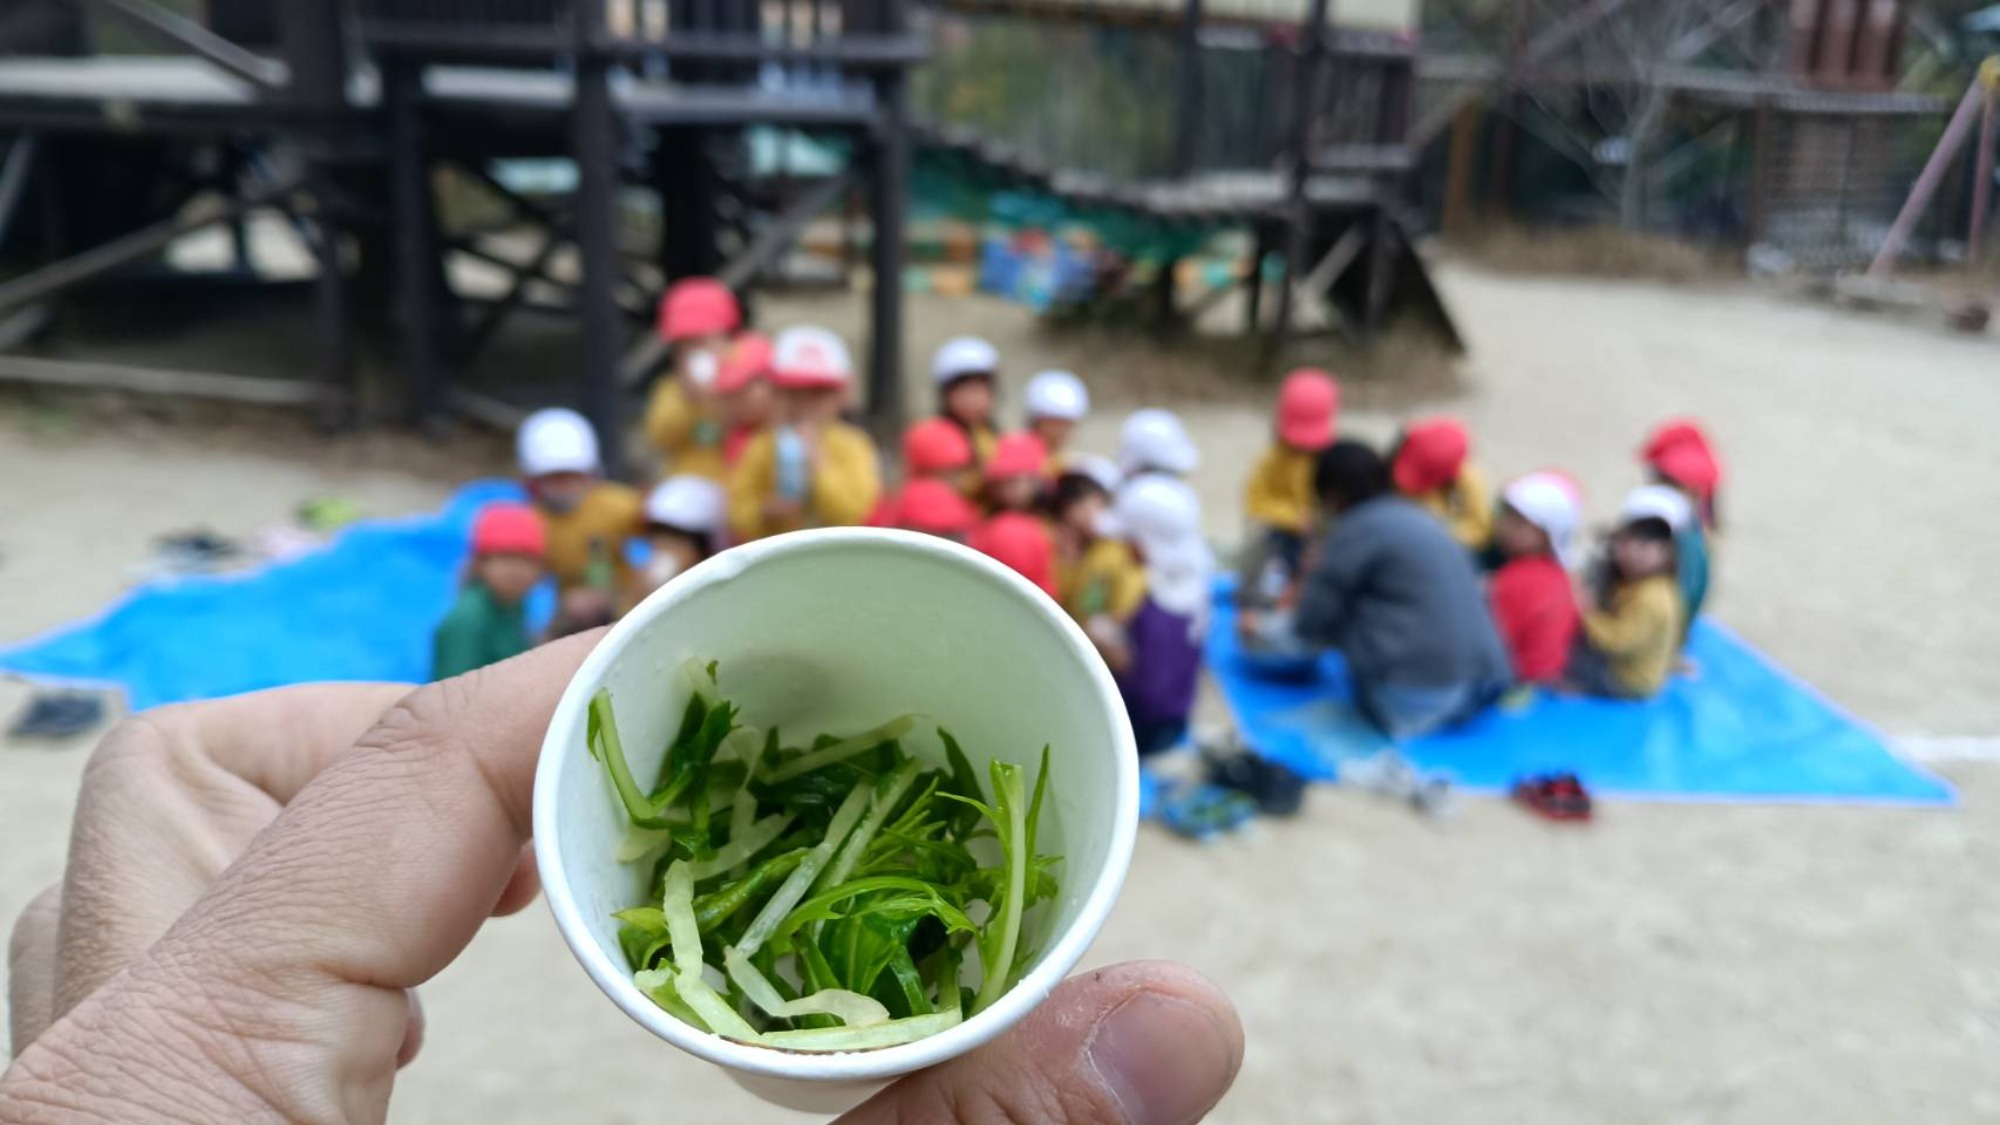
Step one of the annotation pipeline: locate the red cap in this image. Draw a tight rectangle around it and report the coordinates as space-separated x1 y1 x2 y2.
901 418 974 476
1392 418 1471 495
471 502 546 558
1654 441 1720 501
1640 418 1714 464
657 278 740 343
969 512 1057 597
893 478 980 535
984 432 1049 482
715 332 772 394
1276 368 1339 451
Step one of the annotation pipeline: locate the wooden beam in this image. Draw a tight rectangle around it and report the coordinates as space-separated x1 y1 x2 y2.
0 178 299 318
80 0 284 90
0 355 321 405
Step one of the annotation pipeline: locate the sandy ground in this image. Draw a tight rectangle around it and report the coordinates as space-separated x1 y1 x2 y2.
3 263 1998 1122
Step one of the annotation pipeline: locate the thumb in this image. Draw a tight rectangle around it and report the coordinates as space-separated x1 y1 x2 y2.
838 962 1243 1125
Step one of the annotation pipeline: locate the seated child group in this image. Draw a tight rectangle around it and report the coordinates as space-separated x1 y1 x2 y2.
436 278 1725 752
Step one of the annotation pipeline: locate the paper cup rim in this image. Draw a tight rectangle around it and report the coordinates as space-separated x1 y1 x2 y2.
532 527 1140 1082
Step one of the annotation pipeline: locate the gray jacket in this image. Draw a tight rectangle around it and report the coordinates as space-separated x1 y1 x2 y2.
1294 496 1511 690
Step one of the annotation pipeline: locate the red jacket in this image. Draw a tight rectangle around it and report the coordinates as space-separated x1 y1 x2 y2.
1489 555 1580 684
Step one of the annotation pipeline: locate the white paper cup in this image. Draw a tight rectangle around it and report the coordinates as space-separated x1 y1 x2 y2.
532 528 1139 1112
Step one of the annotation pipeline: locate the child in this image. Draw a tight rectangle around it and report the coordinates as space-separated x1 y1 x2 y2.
1022 369 1089 476
1116 408 1200 485
433 502 545 680
870 418 976 529
1568 486 1690 699
713 331 775 471
983 432 1049 514
727 326 881 542
517 407 643 633
1050 470 1146 632
1108 475 1212 757
1640 420 1721 633
1239 368 1338 612
643 278 741 481
932 335 1001 479
629 474 727 607
1391 417 1493 551
970 509 1059 599
1488 472 1583 686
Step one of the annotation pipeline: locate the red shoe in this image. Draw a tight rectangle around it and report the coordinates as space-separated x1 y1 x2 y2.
1511 772 1593 822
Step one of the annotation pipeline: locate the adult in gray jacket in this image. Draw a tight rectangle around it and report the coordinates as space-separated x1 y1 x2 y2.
1285 439 1511 739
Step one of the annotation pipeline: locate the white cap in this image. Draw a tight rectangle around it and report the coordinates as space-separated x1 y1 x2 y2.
932 335 1000 386
1117 408 1200 476
1502 471 1583 570
1620 484 1693 533
1024 370 1090 421
1068 453 1123 495
517 407 600 477
771 326 854 388
1111 475 1212 625
644 475 727 536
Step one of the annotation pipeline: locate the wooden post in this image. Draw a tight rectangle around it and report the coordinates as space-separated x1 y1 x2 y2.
1270 0 1331 357
278 0 354 429
1971 82 1998 264
656 128 721 281
574 0 627 475
864 2 912 438
1171 0 1206 177
1745 100 1774 248
386 59 452 435
1442 100 1479 238
1245 221 1270 335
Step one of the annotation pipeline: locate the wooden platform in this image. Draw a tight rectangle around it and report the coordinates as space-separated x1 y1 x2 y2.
0 55 882 134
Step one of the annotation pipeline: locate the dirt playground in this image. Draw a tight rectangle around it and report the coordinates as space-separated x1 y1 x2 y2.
2 261 1997 1123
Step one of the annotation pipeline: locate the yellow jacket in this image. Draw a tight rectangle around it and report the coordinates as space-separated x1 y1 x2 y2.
953 420 999 500
1057 538 1146 625
1582 574 1684 697
1406 462 1494 550
728 423 882 541
643 378 728 482
1243 443 1317 534
539 482 644 592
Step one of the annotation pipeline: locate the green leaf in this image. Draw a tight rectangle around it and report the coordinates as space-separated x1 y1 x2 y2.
588 690 673 830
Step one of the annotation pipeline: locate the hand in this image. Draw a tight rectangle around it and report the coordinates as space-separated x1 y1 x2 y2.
764 494 807 523
1235 609 1263 643
558 585 614 624
5 637 1242 1123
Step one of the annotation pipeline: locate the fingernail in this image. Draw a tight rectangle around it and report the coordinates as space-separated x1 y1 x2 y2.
1087 991 1236 1125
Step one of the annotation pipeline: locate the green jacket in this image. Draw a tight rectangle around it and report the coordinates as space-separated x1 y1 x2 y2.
432 582 530 680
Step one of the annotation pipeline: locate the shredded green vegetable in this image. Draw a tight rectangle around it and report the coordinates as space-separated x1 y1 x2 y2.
589 661 1061 1052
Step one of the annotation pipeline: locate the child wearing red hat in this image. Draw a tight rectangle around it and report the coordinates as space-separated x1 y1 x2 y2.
1239 368 1339 613
1639 418 1722 638
1391 417 1493 551
713 331 775 470
644 278 742 482
433 503 546 680
983 431 1050 514
727 327 881 541
870 418 979 535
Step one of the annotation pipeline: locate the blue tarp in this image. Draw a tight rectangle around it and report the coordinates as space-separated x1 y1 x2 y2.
0 484 1956 806
0 481 537 711
1207 585 1953 806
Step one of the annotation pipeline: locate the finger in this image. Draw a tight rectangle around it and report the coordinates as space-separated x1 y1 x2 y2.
838 962 1243 1125
7 885 60 1055
53 683 416 1020
491 846 541 918
2 632 604 1121
397 990 425 1070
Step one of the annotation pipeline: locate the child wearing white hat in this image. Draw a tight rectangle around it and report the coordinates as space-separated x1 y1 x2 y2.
1489 472 1584 686
931 335 1001 483
628 475 727 608
1568 485 1690 699
1022 369 1090 476
1109 475 1213 757
727 327 882 542
516 407 643 632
